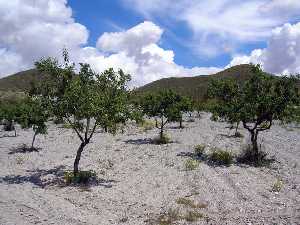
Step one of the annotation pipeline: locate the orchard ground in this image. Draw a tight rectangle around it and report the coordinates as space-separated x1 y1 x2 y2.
0 113 299 225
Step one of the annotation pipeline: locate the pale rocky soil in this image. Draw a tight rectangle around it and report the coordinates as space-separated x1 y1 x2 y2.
0 113 299 225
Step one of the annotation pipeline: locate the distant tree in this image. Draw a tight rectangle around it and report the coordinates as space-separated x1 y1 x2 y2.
17 97 49 149
0 101 19 136
208 65 299 161
168 96 193 128
208 77 241 135
141 90 182 140
35 50 131 175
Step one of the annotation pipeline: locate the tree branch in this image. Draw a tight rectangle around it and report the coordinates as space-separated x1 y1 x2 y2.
66 118 84 142
88 122 98 142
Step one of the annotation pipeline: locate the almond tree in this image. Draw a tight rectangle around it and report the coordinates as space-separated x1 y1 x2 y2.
140 90 182 140
35 50 131 175
17 97 49 149
168 96 193 128
209 65 299 161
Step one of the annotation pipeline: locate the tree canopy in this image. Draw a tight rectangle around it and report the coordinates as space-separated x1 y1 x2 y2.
208 64 299 161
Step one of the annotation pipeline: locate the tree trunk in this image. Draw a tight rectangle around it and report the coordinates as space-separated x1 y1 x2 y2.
235 122 239 136
179 118 183 129
31 131 37 149
73 142 86 175
160 117 164 139
250 130 259 158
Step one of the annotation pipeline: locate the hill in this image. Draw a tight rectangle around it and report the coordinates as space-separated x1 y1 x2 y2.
136 64 261 102
0 69 43 92
0 64 299 103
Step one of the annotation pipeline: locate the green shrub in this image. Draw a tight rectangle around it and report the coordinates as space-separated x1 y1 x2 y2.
153 134 171 145
271 179 284 192
176 197 207 209
157 208 180 225
194 144 206 157
183 211 203 222
62 123 73 129
234 131 243 138
210 148 233 166
185 159 199 170
53 117 64 124
237 144 270 166
138 119 155 131
210 113 219 121
64 170 96 185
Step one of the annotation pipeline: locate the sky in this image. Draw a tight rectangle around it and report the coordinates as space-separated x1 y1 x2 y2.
0 0 300 87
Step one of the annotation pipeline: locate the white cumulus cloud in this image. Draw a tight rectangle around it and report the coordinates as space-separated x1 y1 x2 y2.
228 22 300 75
123 0 300 57
0 0 221 86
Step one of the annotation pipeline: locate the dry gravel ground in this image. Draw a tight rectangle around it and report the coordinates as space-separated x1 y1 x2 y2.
0 113 299 225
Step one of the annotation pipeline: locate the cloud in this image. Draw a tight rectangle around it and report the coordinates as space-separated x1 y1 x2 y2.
95 21 221 86
0 0 88 76
228 22 300 75
123 0 300 57
0 0 221 86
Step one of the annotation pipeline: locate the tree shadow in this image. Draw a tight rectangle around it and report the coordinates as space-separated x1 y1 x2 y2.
0 165 66 188
124 138 153 145
8 144 41 155
0 165 118 189
0 134 17 138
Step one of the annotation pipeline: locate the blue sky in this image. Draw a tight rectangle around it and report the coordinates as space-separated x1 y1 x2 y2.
68 0 266 68
0 0 299 86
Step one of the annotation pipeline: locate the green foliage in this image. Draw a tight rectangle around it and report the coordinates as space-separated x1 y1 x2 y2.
138 119 156 131
271 179 284 192
140 90 180 139
135 64 275 102
140 90 190 137
183 211 203 222
64 170 96 185
210 148 233 166
185 159 200 170
16 97 49 149
208 64 299 161
153 133 171 145
237 144 269 166
34 49 131 174
168 95 193 127
194 144 206 157
175 197 207 209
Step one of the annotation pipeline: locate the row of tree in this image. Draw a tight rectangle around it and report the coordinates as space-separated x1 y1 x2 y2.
1 51 299 176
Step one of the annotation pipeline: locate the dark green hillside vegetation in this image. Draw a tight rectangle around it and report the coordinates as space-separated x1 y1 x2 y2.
136 64 265 102
0 69 48 92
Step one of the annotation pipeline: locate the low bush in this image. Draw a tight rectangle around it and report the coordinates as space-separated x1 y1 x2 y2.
176 197 207 209
53 117 64 124
234 131 243 138
157 208 180 225
185 159 199 170
237 144 271 166
138 119 156 131
194 144 206 157
210 148 233 166
271 179 284 192
64 170 96 185
183 211 203 222
210 113 219 121
153 134 171 145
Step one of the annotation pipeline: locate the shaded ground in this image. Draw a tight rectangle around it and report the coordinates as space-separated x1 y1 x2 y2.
0 113 299 225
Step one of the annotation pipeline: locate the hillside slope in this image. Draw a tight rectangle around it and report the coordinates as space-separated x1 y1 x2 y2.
136 64 258 101
0 69 43 92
